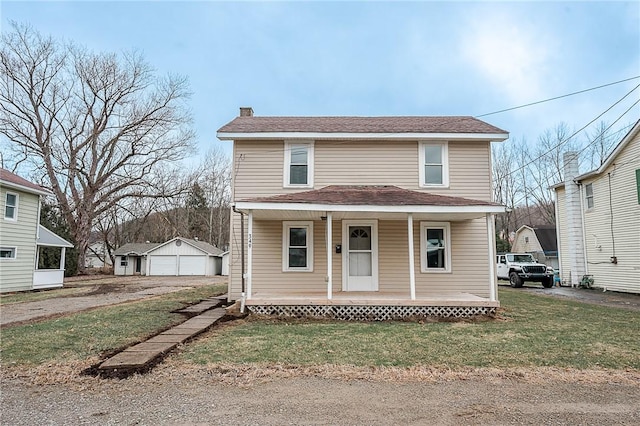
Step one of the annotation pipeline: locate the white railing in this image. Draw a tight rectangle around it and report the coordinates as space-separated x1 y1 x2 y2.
33 269 65 289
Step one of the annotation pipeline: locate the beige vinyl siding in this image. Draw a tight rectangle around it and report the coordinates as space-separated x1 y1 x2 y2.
512 228 544 253
233 140 493 201
0 187 39 292
228 216 491 299
581 135 640 293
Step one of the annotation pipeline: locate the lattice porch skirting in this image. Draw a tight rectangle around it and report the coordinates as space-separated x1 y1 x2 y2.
247 304 497 320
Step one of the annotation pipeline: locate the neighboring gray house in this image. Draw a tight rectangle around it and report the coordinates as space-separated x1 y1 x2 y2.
1 168 74 293
114 237 224 276
511 225 559 270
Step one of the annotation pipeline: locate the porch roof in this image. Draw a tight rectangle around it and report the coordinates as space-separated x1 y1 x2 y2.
37 225 74 248
235 185 505 220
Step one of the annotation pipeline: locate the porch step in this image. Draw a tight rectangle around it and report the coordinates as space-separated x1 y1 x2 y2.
98 307 226 373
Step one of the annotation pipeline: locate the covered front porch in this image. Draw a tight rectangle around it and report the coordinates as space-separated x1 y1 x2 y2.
34 225 74 290
233 186 504 319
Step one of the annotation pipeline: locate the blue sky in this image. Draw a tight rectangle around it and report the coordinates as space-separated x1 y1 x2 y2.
2 1 639 162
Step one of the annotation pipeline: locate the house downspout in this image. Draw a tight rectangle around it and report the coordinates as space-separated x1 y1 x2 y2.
233 205 246 313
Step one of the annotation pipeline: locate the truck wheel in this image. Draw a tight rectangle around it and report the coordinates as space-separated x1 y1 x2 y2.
542 277 553 288
509 272 523 288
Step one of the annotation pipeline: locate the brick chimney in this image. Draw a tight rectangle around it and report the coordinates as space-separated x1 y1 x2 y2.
239 107 254 117
563 151 586 286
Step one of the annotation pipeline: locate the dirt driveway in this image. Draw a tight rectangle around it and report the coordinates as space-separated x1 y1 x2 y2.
498 282 640 312
2 368 639 425
0 275 226 327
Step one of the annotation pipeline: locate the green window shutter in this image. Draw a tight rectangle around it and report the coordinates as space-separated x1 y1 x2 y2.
636 169 640 204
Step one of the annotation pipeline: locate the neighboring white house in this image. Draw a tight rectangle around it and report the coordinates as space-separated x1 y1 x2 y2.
113 237 224 276
1 168 74 293
113 242 158 276
553 120 640 293
511 225 559 270
85 241 113 269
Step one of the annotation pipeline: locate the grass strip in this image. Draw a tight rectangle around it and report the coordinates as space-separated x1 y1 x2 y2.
179 288 640 370
0 284 226 366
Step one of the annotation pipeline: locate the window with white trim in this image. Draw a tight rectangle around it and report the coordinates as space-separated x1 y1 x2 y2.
0 247 17 259
585 183 594 210
419 142 449 187
282 221 313 271
120 256 128 267
420 222 451 273
4 192 18 220
284 141 314 187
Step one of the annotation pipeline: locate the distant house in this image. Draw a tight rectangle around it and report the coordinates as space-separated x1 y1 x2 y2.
553 120 640 293
85 241 113 269
511 225 559 270
1 168 74 293
216 108 508 319
113 242 158 276
114 237 224 276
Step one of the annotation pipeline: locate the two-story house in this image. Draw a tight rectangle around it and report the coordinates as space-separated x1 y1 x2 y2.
0 168 74 293
217 108 508 319
553 119 640 293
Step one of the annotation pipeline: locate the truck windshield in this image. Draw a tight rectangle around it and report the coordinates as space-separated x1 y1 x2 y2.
507 254 535 262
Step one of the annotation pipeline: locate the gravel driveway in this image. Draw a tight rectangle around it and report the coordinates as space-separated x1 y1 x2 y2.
0 276 226 326
2 369 639 425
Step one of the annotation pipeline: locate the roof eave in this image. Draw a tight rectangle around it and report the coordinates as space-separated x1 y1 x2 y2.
217 131 509 142
0 180 52 196
235 200 505 214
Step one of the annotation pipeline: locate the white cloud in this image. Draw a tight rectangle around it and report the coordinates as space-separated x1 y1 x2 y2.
460 11 555 104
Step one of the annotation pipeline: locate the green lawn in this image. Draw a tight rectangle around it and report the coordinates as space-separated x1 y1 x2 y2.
179 288 640 370
2 286 638 370
0 284 226 365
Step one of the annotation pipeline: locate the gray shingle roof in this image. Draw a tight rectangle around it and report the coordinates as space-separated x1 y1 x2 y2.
218 116 507 135
114 242 161 256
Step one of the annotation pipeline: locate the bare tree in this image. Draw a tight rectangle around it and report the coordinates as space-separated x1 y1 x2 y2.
0 23 195 272
199 147 231 248
586 121 616 170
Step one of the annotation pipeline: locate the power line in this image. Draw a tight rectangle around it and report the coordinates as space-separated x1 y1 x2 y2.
499 83 640 182
476 75 640 118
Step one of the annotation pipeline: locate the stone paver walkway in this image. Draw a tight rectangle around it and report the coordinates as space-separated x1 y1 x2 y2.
99 296 227 373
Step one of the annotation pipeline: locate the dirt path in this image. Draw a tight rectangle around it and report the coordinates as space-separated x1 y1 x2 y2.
2 372 638 425
0 276 226 326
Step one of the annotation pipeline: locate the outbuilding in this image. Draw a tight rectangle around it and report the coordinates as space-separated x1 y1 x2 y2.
145 237 223 276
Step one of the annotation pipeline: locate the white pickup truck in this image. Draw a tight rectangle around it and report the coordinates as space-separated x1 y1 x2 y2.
496 253 554 288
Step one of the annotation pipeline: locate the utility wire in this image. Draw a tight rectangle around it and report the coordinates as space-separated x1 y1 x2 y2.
477 75 640 118
498 83 640 182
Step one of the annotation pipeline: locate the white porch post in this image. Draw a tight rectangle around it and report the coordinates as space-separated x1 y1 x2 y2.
407 213 416 300
247 210 253 299
486 213 497 302
326 212 333 300
60 247 66 271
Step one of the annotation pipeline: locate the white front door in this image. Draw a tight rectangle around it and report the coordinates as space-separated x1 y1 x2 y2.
343 220 378 291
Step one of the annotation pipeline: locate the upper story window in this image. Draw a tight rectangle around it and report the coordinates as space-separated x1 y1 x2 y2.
584 183 594 210
420 222 451 273
284 141 314 188
282 221 313 272
419 142 449 187
4 192 18 220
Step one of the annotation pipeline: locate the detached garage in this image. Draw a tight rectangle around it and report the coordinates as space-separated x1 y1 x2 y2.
145 237 223 276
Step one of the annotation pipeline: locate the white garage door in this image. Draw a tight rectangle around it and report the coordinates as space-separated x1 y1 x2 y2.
179 256 207 276
149 255 177 276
